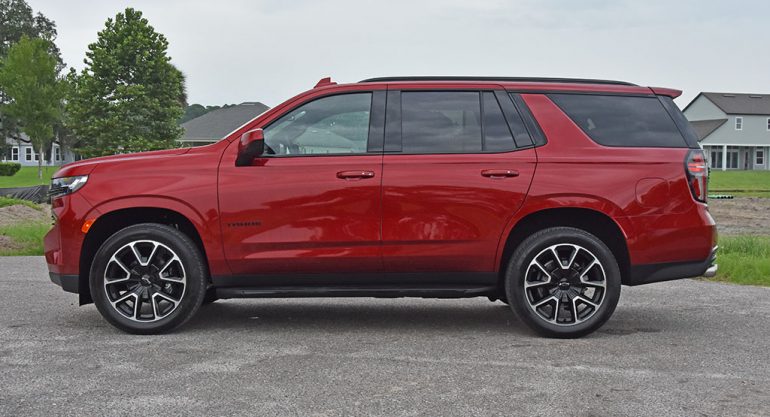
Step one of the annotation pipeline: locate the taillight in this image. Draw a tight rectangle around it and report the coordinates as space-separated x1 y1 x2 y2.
685 150 708 202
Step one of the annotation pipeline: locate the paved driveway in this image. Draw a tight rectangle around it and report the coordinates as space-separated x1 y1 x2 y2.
1 256 768 416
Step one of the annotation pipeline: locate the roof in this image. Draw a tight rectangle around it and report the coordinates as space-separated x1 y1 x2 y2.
359 76 637 86
687 92 770 115
689 119 728 141
181 102 269 142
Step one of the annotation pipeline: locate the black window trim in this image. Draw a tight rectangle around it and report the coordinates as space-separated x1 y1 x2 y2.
508 93 547 147
384 88 534 156
257 90 384 159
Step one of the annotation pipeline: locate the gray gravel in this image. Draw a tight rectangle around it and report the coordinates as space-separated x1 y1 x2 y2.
1 256 768 417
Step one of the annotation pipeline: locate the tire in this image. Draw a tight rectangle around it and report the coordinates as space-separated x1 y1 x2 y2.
504 227 621 338
90 223 208 334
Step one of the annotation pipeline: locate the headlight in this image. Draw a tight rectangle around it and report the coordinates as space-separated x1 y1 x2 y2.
49 175 88 198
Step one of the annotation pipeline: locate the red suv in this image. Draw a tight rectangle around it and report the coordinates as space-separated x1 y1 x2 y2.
45 76 717 337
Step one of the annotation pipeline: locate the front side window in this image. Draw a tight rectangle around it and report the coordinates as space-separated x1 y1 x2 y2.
735 117 743 130
264 93 372 156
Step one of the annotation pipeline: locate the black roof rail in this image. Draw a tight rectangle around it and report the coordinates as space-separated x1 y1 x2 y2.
358 76 637 86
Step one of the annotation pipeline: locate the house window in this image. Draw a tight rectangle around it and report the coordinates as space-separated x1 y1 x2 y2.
11 147 19 161
54 146 61 161
757 149 765 166
735 117 743 130
767 118 770 131
726 146 739 169
25 147 32 161
709 148 723 169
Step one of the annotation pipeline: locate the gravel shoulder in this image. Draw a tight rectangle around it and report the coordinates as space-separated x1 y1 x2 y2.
1 256 768 417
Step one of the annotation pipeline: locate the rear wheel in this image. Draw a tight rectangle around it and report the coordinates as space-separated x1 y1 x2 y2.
90 223 207 334
504 227 620 338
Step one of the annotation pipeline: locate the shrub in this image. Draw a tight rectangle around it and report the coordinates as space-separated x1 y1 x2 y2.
0 162 22 177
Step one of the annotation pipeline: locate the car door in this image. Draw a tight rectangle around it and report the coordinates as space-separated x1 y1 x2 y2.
381 88 537 275
218 91 386 276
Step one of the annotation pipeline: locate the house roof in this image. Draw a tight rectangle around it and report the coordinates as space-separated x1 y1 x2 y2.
181 102 269 142
686 92 770 116
689 119 728 141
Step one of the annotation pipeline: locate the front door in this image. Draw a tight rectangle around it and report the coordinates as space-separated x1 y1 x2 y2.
218 92 385 275
380 89 537 275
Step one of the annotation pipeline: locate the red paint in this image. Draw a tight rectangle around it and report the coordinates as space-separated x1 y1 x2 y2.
45 78 716 288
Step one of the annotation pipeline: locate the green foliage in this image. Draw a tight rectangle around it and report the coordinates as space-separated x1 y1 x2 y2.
710 235 770 286
0 196 41 210
0 36 64 178
0 162 21 176
66 8 185 158
0 166 53 187
0 0 63 155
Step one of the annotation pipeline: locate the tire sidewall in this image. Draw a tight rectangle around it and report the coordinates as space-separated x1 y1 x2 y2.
505 227 621 338
90 224 207 334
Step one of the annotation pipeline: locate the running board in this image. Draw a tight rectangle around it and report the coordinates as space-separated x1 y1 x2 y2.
216 285 498 299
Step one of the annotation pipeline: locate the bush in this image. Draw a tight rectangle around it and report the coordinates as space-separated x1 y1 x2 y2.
0 162 22 177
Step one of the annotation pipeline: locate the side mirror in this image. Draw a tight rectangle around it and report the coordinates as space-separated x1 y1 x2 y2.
235 128 265 166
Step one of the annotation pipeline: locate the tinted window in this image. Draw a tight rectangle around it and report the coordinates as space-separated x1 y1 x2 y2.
264 93 371 155
482 92 516 152
549 94 687 148
401 92 482 153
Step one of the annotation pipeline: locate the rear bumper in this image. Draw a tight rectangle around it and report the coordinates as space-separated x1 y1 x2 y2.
49 272 80 293
626 246 718 286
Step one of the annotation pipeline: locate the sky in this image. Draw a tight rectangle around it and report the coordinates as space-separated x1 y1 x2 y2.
27 0 770 109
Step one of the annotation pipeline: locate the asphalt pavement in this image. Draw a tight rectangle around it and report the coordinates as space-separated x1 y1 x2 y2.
1 256 768 417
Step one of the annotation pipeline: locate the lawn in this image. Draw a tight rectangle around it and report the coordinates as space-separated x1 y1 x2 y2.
709 171 770 197
0 166 57 188
709 235 770 287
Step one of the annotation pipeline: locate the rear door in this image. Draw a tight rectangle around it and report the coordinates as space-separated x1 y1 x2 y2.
380 88 537 275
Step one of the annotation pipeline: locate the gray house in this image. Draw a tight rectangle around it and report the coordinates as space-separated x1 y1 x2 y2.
683 92 770 170
2 134 77 167
179 102 269 146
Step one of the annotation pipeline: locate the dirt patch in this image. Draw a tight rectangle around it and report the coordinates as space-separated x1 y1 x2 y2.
709 197 770 236
0 235 20 251
0 204 50 228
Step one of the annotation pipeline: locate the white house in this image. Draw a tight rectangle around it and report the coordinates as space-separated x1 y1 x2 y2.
683 92 770 170
2 134 77 167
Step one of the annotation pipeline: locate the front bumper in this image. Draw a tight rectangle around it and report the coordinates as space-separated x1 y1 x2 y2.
626 246 718 286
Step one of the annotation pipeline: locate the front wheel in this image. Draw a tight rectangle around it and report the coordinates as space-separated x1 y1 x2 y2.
504 227 621 338
90 223 208 334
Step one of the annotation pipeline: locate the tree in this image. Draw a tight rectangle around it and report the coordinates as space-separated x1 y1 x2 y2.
179 103 235 124
0 0 63 155
0 36 63 178
66 8 185 157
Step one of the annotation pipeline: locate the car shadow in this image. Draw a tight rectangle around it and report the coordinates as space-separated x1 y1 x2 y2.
183 298 531 335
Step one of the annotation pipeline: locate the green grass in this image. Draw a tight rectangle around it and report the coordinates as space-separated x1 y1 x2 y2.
709 235 770 286
0 222 51 256
0 196 43 210
0 166 57 188
709 171 770 197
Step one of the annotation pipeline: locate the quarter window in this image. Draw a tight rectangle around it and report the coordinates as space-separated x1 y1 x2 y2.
735 117 743 130
549 94 687 148
264 93 372 155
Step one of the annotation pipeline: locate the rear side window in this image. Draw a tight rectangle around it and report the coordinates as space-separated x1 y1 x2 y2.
400 91 515 153
549 94 688 148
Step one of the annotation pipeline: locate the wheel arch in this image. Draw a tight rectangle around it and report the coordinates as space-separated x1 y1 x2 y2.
77 205 212 305
497 206 632 290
